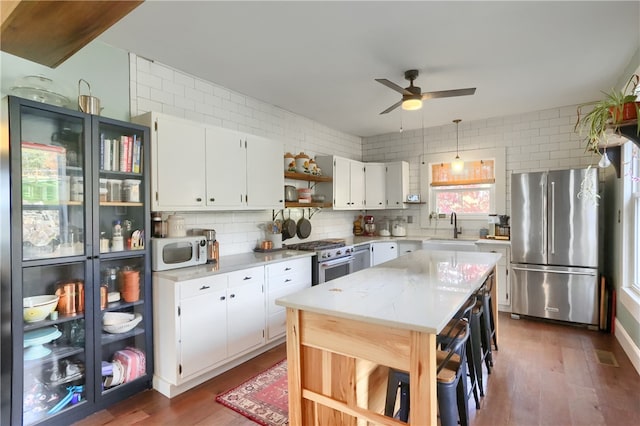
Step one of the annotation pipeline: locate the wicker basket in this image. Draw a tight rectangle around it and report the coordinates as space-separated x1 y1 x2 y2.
103 312 142 334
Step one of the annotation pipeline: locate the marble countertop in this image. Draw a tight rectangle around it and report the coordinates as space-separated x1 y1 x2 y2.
153 250 314 282
276 250 501 334
349 235 510 247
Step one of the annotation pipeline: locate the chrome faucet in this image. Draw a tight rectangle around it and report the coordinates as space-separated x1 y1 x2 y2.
451 212 462 239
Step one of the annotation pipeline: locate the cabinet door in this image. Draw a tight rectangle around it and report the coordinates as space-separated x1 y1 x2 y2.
227 267 265 356
333 156 351 209
365 163 386 209
153 114 206 210
246 135 284 209
349 160 365 209
371 242 398 266
179 281 227 378
477 244 511 310
205 126 246 209
386 161 409 208
226 280 265 356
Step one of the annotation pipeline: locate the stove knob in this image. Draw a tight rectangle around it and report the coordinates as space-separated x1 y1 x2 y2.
336 250 342 256
326 252 332 258
346 248 352 254
321 253 328 259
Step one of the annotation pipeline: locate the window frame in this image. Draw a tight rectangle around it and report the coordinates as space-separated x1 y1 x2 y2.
419 147 506 229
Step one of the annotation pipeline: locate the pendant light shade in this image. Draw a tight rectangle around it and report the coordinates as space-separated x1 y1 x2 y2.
451 119 464 174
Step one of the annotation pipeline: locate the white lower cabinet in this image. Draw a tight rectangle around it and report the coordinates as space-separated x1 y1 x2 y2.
265 257 312 341
179 275 228 378
371 242 398 266
476 243 511 311
153 265 267 397
226 267 266 356
398 240 422 256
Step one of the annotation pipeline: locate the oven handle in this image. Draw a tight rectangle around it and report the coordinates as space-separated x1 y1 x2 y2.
319 256 355 268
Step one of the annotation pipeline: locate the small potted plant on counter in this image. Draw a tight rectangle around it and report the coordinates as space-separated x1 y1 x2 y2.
575 74 639 153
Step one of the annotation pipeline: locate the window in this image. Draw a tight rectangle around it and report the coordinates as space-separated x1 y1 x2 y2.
631 145 640 293
429 160 496 216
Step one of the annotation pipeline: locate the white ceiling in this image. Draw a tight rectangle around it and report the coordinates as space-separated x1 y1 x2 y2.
99 1 640 138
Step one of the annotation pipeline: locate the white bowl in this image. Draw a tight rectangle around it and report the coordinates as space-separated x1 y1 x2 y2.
102 312 142 334
23 295 59 322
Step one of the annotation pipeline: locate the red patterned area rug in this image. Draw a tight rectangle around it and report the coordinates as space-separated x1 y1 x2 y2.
215 359 288 425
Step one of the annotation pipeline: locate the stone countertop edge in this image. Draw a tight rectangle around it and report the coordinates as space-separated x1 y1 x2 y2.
152 250 314 282
275 250 501 334
350 236 511 246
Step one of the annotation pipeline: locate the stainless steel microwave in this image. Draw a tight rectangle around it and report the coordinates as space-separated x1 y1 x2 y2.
151 236 207 271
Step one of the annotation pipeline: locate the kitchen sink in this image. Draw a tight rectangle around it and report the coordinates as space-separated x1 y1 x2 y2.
422 239 478 252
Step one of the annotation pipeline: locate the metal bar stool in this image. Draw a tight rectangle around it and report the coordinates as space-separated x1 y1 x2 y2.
385 303 473 426
479 272 498 365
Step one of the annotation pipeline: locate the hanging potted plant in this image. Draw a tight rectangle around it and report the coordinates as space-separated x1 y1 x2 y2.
575 74 639 153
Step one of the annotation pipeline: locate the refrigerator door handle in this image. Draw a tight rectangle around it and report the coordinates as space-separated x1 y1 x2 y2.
550 181 555 254
541 179 547 257
511 266 597 276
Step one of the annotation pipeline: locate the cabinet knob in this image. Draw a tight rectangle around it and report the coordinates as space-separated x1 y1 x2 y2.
210 198 215 202
196 197 202 202
220 296 226 301
229 293 236 298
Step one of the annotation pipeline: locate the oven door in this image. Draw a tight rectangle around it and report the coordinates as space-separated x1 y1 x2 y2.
316 255 354 285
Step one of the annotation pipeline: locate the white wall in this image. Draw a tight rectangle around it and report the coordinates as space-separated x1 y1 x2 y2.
128 54 362 255
362 107 604 238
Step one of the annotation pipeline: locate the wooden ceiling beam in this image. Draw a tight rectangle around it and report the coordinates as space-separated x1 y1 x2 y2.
1 0 143 68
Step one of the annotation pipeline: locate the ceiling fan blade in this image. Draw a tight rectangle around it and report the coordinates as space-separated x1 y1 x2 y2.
380 100 402 115
421 87 476 100
375 78 412 95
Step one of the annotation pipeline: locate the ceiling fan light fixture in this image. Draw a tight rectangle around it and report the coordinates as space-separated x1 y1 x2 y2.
402 97 422 111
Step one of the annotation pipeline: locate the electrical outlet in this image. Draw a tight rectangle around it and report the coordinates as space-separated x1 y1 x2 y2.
407 215 413 224
438 213 446 219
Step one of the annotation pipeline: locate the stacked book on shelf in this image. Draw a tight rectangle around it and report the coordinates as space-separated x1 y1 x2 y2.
100 134 143 173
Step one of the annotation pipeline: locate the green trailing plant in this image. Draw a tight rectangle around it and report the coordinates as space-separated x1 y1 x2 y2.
575 74 639 153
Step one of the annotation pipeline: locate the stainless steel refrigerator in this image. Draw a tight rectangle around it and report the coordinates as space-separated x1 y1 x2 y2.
511 168 599 325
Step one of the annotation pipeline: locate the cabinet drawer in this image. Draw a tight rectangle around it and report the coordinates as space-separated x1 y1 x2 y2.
227 266 264 287
268 268 310 292
179 275 227 300
267 281 310 315
266 257 311 279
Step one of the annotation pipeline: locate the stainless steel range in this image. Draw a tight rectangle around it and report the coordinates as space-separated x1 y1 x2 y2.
285 239 354 285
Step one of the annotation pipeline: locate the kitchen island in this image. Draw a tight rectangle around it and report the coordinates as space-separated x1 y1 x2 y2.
276 249 501 425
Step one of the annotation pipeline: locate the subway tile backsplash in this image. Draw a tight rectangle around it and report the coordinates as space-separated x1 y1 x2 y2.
129 53 604 254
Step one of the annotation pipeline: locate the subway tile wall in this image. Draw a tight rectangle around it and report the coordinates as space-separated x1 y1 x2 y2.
128 53 607 249
129 54 362 255
362 106 607 237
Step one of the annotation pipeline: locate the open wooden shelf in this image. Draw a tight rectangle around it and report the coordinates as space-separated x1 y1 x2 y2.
284 201 332 208
284 171 332 182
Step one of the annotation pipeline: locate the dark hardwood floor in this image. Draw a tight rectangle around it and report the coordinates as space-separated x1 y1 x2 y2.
75 313 640 425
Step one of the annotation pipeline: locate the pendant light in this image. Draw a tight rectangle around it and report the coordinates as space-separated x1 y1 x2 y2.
451 119 464 174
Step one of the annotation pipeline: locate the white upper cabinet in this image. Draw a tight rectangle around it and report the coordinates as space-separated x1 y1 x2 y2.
245 134 284 209
134 112 207 211
134 112 283 211
365 162 386 209
205 126 246 209
386 161 409 209
316 155 365 210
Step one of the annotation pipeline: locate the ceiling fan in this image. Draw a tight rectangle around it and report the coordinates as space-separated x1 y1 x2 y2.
375 69 476 114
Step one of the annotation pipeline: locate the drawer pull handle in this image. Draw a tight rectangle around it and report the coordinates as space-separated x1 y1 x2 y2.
285 267 292 271
243 276 252 280
199 285 210 290
285 279 292 283
220 296 226 301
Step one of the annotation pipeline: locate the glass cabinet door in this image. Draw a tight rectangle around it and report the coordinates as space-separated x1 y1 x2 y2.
97 256 148 396
22 262 91 425
20 106 88 261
